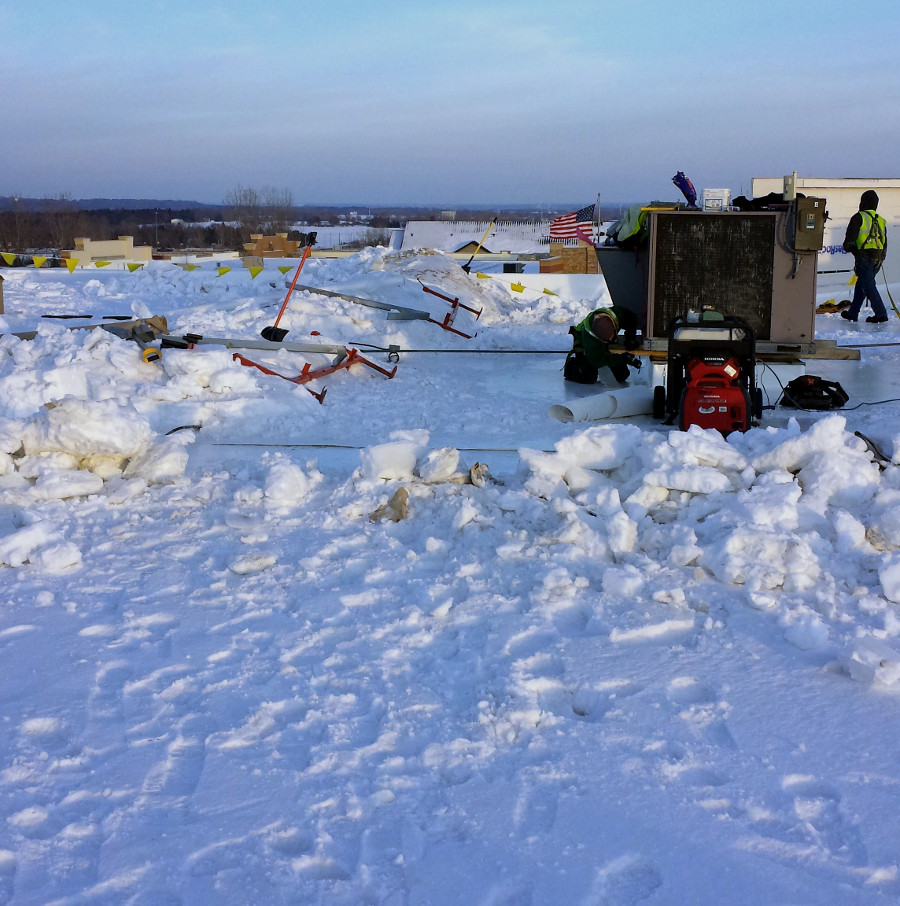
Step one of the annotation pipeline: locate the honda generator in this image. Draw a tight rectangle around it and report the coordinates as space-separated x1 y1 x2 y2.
652 314 762 434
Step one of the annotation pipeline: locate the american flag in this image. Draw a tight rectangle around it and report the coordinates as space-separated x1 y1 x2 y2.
549 203 595 242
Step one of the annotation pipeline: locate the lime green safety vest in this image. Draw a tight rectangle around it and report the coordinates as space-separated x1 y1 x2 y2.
857 210 886 252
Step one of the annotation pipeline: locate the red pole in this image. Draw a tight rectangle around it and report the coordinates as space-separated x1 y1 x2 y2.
271 243 313 330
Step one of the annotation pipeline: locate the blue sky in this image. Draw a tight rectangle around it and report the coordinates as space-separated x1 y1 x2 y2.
3 0 898 206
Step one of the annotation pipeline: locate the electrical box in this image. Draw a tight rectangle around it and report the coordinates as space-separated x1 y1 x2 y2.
784 172 797 201
794 196 826 251
702 188 731 212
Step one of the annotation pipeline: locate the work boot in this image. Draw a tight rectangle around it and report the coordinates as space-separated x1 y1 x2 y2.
840 311 857 322
866 315 889 323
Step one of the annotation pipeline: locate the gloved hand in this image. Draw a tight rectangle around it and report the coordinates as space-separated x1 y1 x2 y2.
624 353 642 370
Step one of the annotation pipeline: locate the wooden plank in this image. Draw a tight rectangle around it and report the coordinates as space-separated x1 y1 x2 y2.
613 340 860 362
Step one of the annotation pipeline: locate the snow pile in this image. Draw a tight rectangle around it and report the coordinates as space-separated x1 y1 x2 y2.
518 416 900 655
0 395 190 510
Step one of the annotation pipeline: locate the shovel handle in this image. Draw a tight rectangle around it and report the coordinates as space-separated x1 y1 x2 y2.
271 243 313 329
461 218 496 273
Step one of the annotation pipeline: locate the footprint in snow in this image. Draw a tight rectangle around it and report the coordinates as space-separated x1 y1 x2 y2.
585 853 663 905
140 732 207 800
512 782 560 838
504 628 558 661
229 552 277 575
735 775 874 886
666 676 715 706
781 774 868 867
18 716 75 757
666 676 736 749
46 821 104 893
551 678 643 723
0 851 15 906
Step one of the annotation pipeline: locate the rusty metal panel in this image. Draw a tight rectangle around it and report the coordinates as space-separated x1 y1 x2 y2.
649 212 776 339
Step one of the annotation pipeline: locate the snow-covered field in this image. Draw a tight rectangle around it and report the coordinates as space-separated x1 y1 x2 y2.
2 249 900 905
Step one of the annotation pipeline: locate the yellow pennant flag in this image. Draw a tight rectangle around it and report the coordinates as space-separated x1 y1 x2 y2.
95 260 111 268
542 288 557 296
32 256 47 268
848 275 858 286
510 282 525 293
1 252 16 266
217 266 232 277
127 263 144 273
475 272 490 279
181 263 200 272
65 258 78 273
278 265 293 274
248 266 264 279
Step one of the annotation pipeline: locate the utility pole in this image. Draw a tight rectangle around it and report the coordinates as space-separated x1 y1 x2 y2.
13 196 21 250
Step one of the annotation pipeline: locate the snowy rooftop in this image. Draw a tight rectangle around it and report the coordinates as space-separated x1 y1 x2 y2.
0 252 900 904
400 219 551 254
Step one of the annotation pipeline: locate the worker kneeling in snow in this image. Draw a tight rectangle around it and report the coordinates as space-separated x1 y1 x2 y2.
564 306 640 384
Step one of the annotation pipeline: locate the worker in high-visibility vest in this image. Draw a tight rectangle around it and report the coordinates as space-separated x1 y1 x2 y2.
841 190 889 323
564 306 641 384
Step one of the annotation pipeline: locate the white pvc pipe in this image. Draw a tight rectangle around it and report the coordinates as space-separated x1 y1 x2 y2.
549 385 654 423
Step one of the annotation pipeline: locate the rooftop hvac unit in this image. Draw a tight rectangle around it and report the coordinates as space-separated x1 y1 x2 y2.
645 210 817 351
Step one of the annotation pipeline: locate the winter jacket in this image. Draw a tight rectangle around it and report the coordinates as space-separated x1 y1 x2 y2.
569 306 638 369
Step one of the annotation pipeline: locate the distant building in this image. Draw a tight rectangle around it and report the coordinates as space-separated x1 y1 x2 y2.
400 219 604 274
243 234 301 258
752 175 900 290
401 220 549 255
62 236 153 266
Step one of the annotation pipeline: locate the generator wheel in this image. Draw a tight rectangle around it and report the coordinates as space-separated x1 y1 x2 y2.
753 387 763 420
652 385 666 420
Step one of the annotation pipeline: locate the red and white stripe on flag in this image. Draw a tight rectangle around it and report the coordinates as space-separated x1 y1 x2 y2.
549 203 595 241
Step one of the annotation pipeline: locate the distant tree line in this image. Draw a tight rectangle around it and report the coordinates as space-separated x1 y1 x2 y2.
0 188 577 255
0 193 240 255
223 185 294 239
0 193 402 255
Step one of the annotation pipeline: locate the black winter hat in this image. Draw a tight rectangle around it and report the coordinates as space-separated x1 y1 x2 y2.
860 189 879 210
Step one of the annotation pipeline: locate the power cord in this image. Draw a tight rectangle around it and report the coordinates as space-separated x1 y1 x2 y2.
757 359 900 411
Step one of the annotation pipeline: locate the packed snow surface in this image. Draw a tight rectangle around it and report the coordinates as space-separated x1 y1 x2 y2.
1 249 900 904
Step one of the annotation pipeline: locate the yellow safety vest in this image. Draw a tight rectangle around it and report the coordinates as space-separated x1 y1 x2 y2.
857 210 886 251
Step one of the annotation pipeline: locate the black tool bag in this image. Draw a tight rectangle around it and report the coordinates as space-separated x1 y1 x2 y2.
780 375 849 410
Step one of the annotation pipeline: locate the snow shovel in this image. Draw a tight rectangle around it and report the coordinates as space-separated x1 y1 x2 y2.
261 243 313 342
461 218 496 273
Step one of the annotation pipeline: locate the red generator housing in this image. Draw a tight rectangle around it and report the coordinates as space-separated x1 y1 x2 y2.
652 315 762 434
680 356 750 433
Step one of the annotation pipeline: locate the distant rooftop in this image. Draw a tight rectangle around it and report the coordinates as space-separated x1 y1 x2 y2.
401 220 550 254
